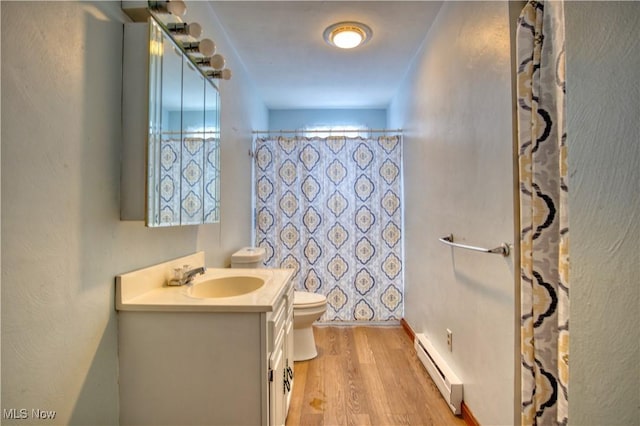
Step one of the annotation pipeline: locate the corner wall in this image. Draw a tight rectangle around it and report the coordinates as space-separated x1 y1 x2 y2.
1 1 265 423
185 1 269 266
388 2 516 424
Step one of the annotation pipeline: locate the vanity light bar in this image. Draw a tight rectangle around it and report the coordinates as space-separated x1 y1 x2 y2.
120 1 233 80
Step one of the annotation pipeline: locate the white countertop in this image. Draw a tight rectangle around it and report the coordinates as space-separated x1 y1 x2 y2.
116 253 293 313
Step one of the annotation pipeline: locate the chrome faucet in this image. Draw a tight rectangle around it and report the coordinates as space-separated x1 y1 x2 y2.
183 266 206 284
167 265 206 286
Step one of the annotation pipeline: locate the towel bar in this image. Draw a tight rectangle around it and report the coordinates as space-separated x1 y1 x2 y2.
438 234 510 257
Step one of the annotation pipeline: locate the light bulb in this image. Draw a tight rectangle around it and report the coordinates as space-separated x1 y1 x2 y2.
186 22 202 39
198 39 216 57
209 54 225 70
166 0 187 17
332 30 363 49
195 54 225 70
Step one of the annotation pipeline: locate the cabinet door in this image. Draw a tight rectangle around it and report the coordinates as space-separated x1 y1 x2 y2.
148 21 183 226
285 296 295 413
203 81 220 222
179 59 206 225
269 333 285 426
143 18 222 227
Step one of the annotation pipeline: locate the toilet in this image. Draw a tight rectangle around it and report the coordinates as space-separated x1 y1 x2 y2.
292 290 327 361
230 247 327 361
230 247 266 269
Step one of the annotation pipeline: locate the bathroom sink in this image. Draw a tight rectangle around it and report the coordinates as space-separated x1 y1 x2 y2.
187 276 265 299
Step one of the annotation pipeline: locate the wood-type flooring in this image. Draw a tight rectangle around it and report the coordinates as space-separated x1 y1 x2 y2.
285 326 467 426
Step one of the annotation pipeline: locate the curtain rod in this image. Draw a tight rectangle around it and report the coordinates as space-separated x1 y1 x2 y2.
252 128 402 135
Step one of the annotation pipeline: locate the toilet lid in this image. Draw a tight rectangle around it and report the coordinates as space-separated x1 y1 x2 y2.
294 291 326 308
231 247 266 263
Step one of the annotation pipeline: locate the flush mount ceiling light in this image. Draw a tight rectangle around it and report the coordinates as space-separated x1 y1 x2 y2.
323 21 372 49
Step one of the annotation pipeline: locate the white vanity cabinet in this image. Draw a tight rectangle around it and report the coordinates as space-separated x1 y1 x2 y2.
117 271 294 426
269 282 295 426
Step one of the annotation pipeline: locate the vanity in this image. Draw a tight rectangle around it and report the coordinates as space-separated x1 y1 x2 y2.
116 252 294 426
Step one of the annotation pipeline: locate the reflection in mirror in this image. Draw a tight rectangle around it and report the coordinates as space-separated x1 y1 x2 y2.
157 33 183 226
204 81 220 222
146 18 221 227
180 59 205 225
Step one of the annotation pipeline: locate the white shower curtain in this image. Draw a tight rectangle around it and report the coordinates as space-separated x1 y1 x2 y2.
517 1 569 424
254 135 403 322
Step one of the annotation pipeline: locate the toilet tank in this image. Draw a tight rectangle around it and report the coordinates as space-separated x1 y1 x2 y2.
231 247 266 269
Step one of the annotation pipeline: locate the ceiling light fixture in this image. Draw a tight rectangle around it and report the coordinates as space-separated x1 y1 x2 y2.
323 21 372 49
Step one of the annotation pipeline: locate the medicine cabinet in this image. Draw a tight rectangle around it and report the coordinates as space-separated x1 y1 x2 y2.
121 17 220 226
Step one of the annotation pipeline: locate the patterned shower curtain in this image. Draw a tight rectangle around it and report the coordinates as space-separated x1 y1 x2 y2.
517 1 569 424
254 135 403 322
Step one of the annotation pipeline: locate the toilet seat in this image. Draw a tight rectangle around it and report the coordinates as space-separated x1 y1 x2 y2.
293 291 326 308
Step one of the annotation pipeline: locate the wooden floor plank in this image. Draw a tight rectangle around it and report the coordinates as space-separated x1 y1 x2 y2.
324 353 347 425
287 358 308 423
365 328 423 419
353 326 375 364
298 328 326 421
286 326 465 426
358 356 398 425
298 413 323 426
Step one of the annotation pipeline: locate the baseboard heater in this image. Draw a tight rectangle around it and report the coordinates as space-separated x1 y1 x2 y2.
414 333 463 415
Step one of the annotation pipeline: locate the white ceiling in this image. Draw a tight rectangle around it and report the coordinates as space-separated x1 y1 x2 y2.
209 1 443 109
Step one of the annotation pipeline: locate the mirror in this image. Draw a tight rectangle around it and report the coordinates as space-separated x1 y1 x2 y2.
146 18 221 227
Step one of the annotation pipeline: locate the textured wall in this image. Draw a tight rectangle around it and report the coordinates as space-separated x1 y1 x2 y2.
1 1 265 423
388 2 516 424
565 2 640 423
